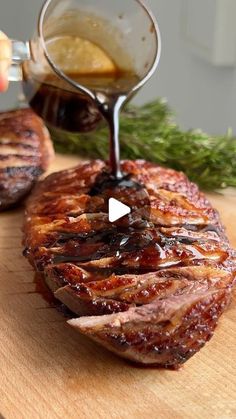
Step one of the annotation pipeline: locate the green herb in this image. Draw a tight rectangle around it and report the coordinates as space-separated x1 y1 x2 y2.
50 99 236 190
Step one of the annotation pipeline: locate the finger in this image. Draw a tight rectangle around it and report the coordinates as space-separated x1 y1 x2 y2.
0 31 11 92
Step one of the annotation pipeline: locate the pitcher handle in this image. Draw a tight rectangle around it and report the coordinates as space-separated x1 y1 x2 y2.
8 40 31 82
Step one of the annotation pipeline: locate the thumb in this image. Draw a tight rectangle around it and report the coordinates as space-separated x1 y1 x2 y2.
0 31 11 92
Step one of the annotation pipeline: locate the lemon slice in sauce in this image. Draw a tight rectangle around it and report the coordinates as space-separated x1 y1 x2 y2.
46 36 117 75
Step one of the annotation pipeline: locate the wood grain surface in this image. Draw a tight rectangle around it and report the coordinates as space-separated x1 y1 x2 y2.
0 155 235 419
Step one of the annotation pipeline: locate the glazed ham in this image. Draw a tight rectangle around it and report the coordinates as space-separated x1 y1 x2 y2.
23 160 236 368
0 109 54 210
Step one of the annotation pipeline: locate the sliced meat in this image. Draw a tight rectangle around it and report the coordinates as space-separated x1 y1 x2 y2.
46 264 234 317
68 289 231 367
0 108 54 210
23 160 236 368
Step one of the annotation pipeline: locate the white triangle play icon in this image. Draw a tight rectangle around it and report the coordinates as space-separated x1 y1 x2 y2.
108 198 131 223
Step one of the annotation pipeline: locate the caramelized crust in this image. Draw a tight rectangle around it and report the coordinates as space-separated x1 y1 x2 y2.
23 160 236 367
0 109 54 210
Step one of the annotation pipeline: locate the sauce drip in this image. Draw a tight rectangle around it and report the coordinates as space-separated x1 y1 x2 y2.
85 71 140 178
89 171 142 196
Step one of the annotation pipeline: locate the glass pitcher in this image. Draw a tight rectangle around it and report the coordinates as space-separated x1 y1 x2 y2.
9 0 161 133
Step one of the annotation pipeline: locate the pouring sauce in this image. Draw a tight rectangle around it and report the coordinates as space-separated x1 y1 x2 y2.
22 35 140 178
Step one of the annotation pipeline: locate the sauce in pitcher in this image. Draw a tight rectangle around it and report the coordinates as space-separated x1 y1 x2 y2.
22 32 141 178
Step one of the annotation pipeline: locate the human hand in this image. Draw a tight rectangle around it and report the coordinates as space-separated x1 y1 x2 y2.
0 31 11 92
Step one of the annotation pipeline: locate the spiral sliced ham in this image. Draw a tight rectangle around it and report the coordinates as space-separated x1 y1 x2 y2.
23 160 236 368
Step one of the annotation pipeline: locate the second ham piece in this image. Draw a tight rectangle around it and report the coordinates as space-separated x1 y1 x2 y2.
0 109 54 210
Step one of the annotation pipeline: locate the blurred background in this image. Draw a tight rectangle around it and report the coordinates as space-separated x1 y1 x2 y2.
1 0 236 135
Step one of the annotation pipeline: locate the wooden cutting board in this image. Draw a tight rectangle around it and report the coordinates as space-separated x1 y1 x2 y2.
0 154 236 419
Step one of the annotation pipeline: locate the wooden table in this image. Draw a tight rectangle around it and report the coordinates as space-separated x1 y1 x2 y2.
0 155 236 419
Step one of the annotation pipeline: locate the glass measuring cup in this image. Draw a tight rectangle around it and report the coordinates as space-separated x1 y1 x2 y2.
9 0 161 125
9 0 161 177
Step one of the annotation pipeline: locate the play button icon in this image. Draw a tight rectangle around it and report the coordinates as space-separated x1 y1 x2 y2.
108 198 131 223
89 170 151 227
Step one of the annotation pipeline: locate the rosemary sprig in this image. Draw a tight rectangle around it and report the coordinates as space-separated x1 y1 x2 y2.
50 99 236 190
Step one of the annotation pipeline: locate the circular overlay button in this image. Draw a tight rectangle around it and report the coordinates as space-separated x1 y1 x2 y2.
84 170 152 263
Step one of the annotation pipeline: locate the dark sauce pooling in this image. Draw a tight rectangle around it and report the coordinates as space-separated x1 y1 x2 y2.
89 171 143 196
49 169 153 267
